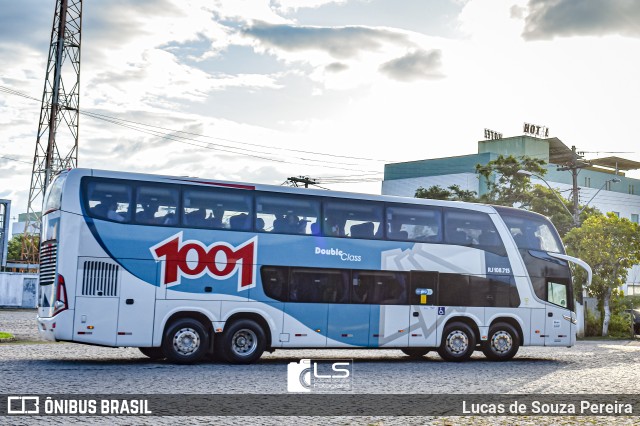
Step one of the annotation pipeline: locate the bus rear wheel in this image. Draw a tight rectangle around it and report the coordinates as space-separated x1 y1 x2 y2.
482 322 520 361
139 347 165 360
438 322 476 362
401 348 430 358
162 318 209 364
220 319 266 364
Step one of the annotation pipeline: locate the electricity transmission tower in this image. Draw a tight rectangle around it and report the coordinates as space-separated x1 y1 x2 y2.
22 0 83 265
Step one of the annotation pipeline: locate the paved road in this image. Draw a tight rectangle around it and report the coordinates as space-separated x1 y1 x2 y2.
1 309 639 425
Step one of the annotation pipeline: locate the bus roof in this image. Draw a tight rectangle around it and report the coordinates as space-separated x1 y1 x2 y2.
65 168 499 213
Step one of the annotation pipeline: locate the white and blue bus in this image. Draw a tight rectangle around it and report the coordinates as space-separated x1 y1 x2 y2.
37 168 591 364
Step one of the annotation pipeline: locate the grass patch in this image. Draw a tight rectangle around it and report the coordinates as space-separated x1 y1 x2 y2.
0 332 15 339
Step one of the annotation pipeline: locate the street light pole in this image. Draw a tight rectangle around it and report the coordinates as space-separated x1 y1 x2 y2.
516 170 574 222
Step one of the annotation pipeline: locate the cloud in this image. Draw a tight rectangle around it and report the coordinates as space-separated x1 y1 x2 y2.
243 21 408 59
325 62 349 73
273 0 351 12
379 49 444 81
522 0 640 40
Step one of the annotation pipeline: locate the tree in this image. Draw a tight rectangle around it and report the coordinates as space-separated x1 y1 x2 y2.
474 155 599 237
564 213 640 336
415 184 477 202
6 235 39 262
475 155 547 206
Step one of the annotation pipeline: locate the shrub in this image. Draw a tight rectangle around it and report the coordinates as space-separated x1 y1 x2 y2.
585 309 601 337
608 312 633 338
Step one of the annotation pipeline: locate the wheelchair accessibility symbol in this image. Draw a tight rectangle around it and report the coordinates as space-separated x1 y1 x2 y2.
437 307 445 315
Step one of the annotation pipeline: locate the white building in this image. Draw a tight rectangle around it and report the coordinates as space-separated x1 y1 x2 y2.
382 135 640 295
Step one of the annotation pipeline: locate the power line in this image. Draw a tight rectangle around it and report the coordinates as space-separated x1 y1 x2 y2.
0 155 32 165
81 109 393 163
1 85 391 178
0 85 397 171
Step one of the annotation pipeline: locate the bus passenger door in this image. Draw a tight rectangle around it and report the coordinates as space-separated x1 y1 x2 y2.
371 305 410 347
544 279 572 346
408 271 439 347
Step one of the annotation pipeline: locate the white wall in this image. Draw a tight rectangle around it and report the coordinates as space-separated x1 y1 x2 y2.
0 273 38 308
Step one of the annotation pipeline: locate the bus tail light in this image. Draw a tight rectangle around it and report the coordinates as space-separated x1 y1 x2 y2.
53 274 68 316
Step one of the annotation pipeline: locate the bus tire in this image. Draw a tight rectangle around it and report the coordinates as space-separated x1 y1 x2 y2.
162 318 209 364
139 347 165 360
438 322 476 362
220 319 266 364
401 348 430 358
482 322 520 361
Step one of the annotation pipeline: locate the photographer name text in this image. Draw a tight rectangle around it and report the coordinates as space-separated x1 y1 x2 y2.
463 400 633 415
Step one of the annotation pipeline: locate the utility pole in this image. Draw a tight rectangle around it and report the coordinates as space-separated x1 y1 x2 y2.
22 0 83 265
287 176 317 188
556 145 590 227
0 200 10 269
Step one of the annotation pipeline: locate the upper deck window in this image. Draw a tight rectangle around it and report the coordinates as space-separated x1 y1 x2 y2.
386 205 442 243
323 200 383 239
443 208 505 255
86 180 132 223
182 187 252 230
135 185 179 226
256 194 320 235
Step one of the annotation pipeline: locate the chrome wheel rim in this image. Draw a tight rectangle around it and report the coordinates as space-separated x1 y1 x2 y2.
231 329 257 356
173 327 200 356
491 331 512 354
446 330 469 354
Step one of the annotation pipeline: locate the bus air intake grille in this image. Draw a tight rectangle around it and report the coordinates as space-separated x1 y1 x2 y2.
81 261 120 297
39 243 58 286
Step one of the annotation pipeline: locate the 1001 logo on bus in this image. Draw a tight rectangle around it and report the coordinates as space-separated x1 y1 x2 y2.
150 233 257 291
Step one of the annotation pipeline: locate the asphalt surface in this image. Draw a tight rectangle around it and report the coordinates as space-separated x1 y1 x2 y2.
1 308 639 425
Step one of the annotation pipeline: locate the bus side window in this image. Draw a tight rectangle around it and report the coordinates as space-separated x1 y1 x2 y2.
86 180 132 223
386 205 442 242
136 185 179 226
182 187 252 230
256 194 320 235
352 271 408 305
547 279 570 309
323 199 383 239
229 213 250 230
261 266 288 302
439 273 470 306
443 208 505 255
289 268 349 303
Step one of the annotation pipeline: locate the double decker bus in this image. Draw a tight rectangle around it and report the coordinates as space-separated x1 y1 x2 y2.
37 168 591 364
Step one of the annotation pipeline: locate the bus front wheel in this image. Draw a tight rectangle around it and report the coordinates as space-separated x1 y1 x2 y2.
482 322 520 361
220 319 266 364
162 318 210 364
438 322 476 362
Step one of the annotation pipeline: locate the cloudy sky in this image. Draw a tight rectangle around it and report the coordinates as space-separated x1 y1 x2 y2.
2 0 640 221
